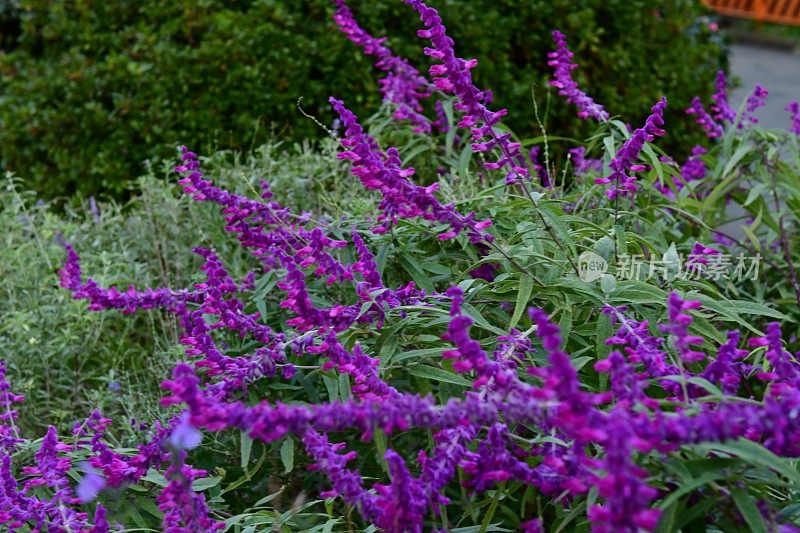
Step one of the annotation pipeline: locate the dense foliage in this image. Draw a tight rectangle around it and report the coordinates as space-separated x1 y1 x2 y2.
3 0 800 532
0 0 725 198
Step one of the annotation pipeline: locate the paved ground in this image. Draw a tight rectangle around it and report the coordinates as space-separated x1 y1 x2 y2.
730 43 800 129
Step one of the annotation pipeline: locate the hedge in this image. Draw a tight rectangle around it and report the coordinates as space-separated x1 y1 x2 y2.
0 0 726 198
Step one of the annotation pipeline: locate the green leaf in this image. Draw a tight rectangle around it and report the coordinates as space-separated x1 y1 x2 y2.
509 275 534 329
595 311 612 361
695 439 800 485
458 144 473 178
600 274 616 294
461 302 506 335
725 299 789 320
192 475 222 492
642 143 664 182
374 428 388 473
142 469 169 488
730 488 767 533
593 236 615 262
657 471 727 510
539 205 577 256
222 445 267 495
338 372 352 400
241 433 253 469
408 364 471 387
703 145 751 211
661 242 681 281
394 347 446 363
251 486 284 508
399 256 435 293
693 296 764 334
722 144 752 181
744 182 767 206
280 438 295 474
322 375 338 402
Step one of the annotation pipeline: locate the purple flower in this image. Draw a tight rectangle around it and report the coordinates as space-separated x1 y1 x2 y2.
76 462 106 503
710 70 736 124
686 96 723 138
332 1 432 133
158 451 224 532
91 504 111 533
686 241 720 267
595 97 668 199
787 101 800 135
547 31 609 122
528 146 550 187
0 362 23 452
701 331 748 394
89 196 100 223
741 84 769 127
168 412 202 450
404 0 530 184
660 291 705 364
680 145 708 183
587 408 661 533
570 146 603 176
330 97 493 243
521 519 544 533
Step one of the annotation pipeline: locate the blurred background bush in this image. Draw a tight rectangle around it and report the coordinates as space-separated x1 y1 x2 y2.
0 0 726 199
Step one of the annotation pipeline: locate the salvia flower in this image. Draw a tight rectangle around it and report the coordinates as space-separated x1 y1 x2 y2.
330 97 493 242
548 30 609 122
686 241 720 267
76 462 106 504
570 146 603 176
686 96 723 139
660 291 705 363
680 145 708 185
169 412 203 450
596 97 667 199
740 84 769 127
787 101 800 135
404 0 530 184
47 90 800 533
158 451 224 532
0 362 23 452
332 0 432 133
710 70 736 124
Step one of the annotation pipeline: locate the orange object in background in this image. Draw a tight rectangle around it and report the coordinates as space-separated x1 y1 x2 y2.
702 0 800 26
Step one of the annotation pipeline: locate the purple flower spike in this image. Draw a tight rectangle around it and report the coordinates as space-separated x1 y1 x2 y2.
710 70 736 124
660 291 705 364
570 146 602 176
521 518 544 533
548 31 609 122
404 0 530 184
596 97 668 199
681 145 708 183
0 361 24 452
332 1 432 133
787 101 800 135
686 96 723 139
329 96 493 243
686 241 720 267
158 451 224 532
739 84 769 128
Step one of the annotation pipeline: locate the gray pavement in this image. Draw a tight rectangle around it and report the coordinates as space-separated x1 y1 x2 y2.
730 43 800 129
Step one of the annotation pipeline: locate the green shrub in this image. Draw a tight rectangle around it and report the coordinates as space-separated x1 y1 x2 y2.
0 138 359 437
0 0 726 198
4 94 800 530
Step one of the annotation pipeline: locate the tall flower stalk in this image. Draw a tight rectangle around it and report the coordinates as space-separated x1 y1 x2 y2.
547 30 609 122
332 0 433 133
